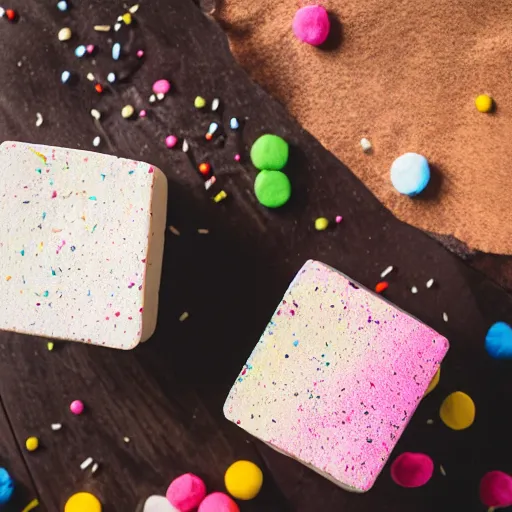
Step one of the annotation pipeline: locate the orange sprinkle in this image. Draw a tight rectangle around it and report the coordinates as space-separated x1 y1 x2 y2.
94 83 104 93
375 281 389 293
198 162 211 176
6 276 11 281
205 133 213 141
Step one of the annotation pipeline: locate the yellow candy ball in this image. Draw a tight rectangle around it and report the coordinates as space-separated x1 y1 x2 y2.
25 436 39 452
424 367 441 397
439 391 475 430
64 492 102 512
314 217 329 231
225 460 263 500
475 94 493 113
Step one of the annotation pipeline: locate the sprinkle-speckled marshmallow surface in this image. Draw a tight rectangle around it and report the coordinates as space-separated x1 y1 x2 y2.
0 142 167 349
224 260 449 491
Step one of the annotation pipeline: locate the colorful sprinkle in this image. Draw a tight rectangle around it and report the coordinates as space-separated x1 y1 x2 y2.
25 437 39 452
439 391 475 430
198 162 211 176
121 105 135 119
74 45 86 58
165 135 178 148
112 42 121 60
194 96 206 109
70 399 85 415
213 190 227 203
360 138 372 152
179 312 189 322
374 281 389 293
107 72 116 83
314 217 329 231
426 278 435 288
61 70 71 84
335 215 343 223
47 342 54 351
20 499 40 512
57 1 68 11
211 98 220 111
380 265 393 278
58 27 72 41
230 118 240 130
475 94 493 113
390 452 434 488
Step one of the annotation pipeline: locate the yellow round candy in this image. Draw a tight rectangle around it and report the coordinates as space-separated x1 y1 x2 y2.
439 391 475 430
475 94 493 113
25 436 39 452
225 460 263 500
315 217 329 231
424 367 441 397
64 492 102 512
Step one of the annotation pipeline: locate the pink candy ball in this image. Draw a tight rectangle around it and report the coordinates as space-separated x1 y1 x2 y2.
197 493 239 512
86 44 95 54
69 400 84 415
292 5 330 46
152 79 171 95
480 471 512 508
165 135 178 148
166 473 206 512
139 110 147 118
390 452 434 488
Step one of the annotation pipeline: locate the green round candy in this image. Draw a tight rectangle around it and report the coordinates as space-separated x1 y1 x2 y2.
250 134 289 171
254 170 291 208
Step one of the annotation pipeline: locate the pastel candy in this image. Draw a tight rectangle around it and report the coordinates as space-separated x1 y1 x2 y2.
485 322 512 359
292 5 331 46
166 473 206 512
250 134 289 171
141 496 179 512
197 493 239 512
390 152 430 196
0 142 168 349
480 471 512 508
390 452 434 488
224 260 449 492
152 80 171 95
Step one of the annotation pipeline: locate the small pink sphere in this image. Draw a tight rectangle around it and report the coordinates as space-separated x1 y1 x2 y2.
292 5 330 46
139 110 147 118
69 400 84 415
234 154 241 162
480 471 512 508
390 452 433 488
166 473 206 512
136 50 144 58
198 493 239 512
86 44 95 54
152 79 171 95
335 215 343 223
165 135 178 148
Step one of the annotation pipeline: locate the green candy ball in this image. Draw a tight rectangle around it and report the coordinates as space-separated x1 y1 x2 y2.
254 170 291 208
250 134 289 171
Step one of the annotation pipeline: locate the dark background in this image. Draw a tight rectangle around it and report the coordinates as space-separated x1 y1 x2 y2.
0 1 511 510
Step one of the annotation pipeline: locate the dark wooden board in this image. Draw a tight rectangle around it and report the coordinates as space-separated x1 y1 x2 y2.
0 0 511 511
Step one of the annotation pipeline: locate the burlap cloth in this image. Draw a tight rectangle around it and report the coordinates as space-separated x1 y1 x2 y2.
217 0 512 254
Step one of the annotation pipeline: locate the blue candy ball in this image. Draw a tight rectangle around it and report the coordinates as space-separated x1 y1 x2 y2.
57 1 68 11
0 468 14 505
74 45 86 58
485 322 512 360
61 70 71 83
390 152 430 196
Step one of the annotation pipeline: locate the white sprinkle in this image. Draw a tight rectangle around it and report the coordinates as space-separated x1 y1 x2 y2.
426 278 435 289
51 423 62 431
168 225 180 236
182 139 189 153
443 312 448 322
149 94 156 103
35 113 44 127
58 27 73 42
179 311 189 322
0 7 5 17
114 22 122 31
107 72 116 83
117 15 123 21
86 72 96 82
91 109 101 120
380 265 393 279
94 25 111 32
80 457 93 470
411 286 418 294
123 436 131 443
204 176 216 190
360 137 372 152
156 92 165 101
426 419 434 425
92 136 101 147
211 98 220 111
440 465 446 476
17 61 23 68
197 229 209 235
91 462 100 474
128 4 140 13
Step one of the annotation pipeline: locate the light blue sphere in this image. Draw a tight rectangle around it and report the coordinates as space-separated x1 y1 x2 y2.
390 152 430 196
0 468 14 505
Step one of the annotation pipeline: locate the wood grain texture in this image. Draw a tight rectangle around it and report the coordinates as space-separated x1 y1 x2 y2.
0 0 511 511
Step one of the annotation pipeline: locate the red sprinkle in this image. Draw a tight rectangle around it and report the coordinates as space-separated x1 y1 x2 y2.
205 133 213 141
115 311 120 317
6 9 17 21
94 83 103 94
375 281 389 293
